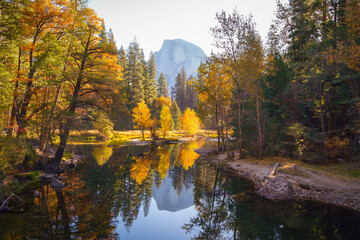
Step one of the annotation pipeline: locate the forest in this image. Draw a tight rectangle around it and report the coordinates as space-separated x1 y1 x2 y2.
0 0 359 214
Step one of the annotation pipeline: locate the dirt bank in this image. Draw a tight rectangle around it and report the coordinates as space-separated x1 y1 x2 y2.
198 149 360 212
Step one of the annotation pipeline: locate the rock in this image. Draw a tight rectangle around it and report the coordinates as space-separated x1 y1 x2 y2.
40 174 56 181
258 176 291 200
51 180 64 189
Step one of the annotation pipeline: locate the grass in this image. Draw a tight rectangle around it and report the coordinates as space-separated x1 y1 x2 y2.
52 129 218 146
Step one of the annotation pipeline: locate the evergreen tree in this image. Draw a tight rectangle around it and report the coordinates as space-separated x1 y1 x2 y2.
170 101 182 130
125 39 145 108
157 72 168 97
143 52 158 106
118 46 127 69
174 66 187 112
107 28 117 55
185 75 196 110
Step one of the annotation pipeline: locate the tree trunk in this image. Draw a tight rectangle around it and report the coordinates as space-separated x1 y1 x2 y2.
17 45 37 134
224 107 230 159
215 104 221 151
256 94 263 159
7 46 22 136
237 97 243 159
51 31 91 170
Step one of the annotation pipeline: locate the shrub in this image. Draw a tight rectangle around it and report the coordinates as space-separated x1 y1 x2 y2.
324 136 349 159
0 137 27 177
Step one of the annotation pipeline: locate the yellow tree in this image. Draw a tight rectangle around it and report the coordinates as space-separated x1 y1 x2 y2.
212 10 265 159
181 108 201 136
130 155 151 184
52 7 122 169
159 105 172 138
196 55 233 154
330 0 360 118
132 100 151 140
10 0 73 133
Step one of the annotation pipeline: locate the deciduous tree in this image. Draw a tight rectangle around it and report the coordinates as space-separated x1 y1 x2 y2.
132 100 151 140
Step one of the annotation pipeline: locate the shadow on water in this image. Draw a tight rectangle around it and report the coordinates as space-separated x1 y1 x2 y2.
0 139 359 239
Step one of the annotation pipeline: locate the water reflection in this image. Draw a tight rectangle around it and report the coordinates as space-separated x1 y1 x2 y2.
93 145 113 166
0 139 359 240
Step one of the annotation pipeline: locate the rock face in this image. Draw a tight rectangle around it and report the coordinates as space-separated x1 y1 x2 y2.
154 39 206 92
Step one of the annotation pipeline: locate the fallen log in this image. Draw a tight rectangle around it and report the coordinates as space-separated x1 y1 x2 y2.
269 162 280 177
0 193 23 212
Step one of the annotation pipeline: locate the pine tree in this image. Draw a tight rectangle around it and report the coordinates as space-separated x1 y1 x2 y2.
118 46 127 69
143 52 158 106
170 100 182 130
125 39 145 108
174 66 187 112
185 75 196 110
157 72 168 97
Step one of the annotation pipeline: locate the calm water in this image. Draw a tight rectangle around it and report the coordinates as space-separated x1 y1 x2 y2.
1 139 360 239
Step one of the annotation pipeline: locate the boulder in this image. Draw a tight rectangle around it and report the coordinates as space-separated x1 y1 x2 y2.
51 180 64 189
258 175 291 200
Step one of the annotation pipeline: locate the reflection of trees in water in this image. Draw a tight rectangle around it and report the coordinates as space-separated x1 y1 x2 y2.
1 142 359 239
92 145 113 166
184 160 352 240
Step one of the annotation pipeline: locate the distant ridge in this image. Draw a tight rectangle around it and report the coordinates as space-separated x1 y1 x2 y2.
154 39 206 93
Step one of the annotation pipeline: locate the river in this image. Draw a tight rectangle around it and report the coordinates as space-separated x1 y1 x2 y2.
0 139 359 239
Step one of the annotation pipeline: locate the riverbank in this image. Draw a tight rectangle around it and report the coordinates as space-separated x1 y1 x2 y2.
197 149 360 212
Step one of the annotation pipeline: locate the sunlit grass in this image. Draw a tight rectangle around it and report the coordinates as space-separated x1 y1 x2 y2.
54 129 219 146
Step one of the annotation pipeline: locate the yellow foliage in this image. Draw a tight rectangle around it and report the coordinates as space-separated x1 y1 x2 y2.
157 150 170 179
181 108 201 136
155 96 172 108
92 145 113 166
160 105 172 138
324 136 349 159
130 156 151 184
132 100 151 130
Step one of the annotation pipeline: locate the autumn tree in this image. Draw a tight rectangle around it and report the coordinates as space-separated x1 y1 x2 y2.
195 54 233 154
51 7 122 169
170 100 181 130
8 0 73 135
181 108 201 136
159 105 172 138
211 10 265 158
132 100 151 140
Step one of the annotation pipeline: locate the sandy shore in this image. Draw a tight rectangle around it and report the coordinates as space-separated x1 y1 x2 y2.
197 149 360 212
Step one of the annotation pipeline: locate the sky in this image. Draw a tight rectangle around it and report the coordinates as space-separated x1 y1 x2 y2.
88 0 279 58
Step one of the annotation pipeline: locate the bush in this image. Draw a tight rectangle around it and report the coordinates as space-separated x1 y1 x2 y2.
287 123 312 159
324 136 349 160
26 171 41 180
0 137 27 177
94 111 114 140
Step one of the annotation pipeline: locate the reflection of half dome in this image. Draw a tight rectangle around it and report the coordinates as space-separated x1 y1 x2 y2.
152 174 194 212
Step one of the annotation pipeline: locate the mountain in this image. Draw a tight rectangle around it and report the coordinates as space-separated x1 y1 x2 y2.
154 39 206 93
